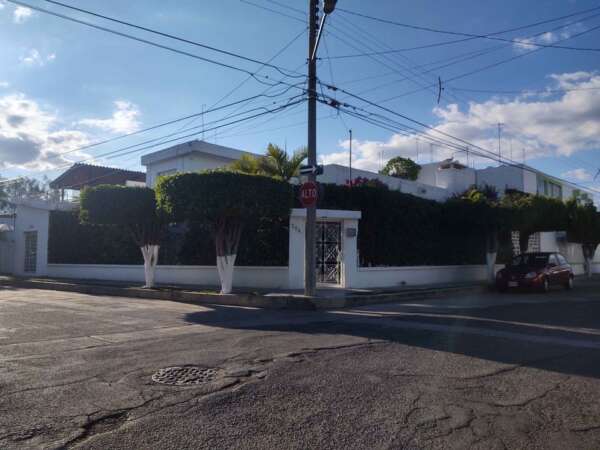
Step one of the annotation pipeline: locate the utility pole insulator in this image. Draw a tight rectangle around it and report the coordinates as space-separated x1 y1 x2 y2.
324 0 338 14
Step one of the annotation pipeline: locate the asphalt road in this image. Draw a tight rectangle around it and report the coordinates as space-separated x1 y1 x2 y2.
1 282 600 449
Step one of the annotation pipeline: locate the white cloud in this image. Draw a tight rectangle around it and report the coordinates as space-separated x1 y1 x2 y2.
0 93 90 170
79 100 141 134
321 71 600 171
13 5 32 23
0 81 9 88
20 49 56 67
513 23 586 53
562 168 593 181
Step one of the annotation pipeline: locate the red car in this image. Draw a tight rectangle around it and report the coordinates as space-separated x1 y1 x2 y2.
496 252 574 292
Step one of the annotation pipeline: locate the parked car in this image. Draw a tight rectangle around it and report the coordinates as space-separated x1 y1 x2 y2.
496 252 574 292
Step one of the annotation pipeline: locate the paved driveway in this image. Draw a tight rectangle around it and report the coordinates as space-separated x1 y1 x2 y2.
1 284 600 449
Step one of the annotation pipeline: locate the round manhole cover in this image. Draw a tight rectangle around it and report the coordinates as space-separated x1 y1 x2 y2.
151 366 220 386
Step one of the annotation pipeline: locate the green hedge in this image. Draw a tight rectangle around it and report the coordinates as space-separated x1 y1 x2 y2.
48 210 288 266
302 183 487 266
49 210 141 264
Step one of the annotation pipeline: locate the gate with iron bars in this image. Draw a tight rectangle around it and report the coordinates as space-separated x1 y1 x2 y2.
316 221 342 285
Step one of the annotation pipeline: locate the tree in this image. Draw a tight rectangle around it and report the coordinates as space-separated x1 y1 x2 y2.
0 175 56 210
230 143 307 181
502 192 568 254
156 171 293 294
380 157 421 180
448 185 507 284
567 200 600 278
80 185 164 288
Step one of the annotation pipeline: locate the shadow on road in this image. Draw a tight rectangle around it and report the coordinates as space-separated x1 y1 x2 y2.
183 296 600 380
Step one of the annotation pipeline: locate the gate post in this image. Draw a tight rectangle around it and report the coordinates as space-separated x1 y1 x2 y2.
288 210 306 290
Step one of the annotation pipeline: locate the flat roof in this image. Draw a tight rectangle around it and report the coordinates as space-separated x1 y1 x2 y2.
140 140 255 166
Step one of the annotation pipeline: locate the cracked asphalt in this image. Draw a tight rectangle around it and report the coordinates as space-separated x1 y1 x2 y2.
2 282 600 449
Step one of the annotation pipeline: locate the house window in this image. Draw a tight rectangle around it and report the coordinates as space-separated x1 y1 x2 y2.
537 177 562 199
24 231 37 273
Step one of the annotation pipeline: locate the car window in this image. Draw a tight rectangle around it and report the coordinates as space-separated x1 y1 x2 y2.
557 254 568 266
511 254 548 267
548 255 558 266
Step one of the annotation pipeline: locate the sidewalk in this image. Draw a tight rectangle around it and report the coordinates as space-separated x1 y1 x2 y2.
0 275 489 310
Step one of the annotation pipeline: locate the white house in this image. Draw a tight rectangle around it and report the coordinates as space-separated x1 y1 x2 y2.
141 140 255 187
417 159 592 201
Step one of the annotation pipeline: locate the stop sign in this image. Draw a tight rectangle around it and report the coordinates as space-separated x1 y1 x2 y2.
299 181 318 207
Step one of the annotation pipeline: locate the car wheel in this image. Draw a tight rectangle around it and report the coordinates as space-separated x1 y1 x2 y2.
541 277 550 293
497 284 507 293
565 276 574 290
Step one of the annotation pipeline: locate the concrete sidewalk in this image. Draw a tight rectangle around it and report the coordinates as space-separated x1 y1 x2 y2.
0 275 489 310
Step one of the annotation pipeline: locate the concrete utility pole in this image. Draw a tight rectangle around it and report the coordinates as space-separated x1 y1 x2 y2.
349 128 353 184
304 0 318 296
497 123 504 160
304 0 336 296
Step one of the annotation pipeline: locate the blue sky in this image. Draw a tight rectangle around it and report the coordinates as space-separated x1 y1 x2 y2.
1 0 599 197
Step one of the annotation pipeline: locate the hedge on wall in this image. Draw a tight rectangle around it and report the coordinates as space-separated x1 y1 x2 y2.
48 210 142 264
299 183 487 266
48 211 289 266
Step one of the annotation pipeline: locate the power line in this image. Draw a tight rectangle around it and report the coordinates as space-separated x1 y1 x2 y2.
37 0 305 78
337 6 600 52
153 27 307 151
450 86 600 95
376 21 600 103
318 88 600 196
239 0 305 24
52 98 308 189
330 10 600 106
49 88 303 161
7 0 306 82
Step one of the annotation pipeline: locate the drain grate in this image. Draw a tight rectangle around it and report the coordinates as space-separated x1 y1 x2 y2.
151 366 220 386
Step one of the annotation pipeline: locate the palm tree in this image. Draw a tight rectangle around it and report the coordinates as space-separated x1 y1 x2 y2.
262 144 307 181
230 143 307 181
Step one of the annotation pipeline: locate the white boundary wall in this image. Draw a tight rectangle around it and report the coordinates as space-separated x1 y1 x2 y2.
353 265 494 289
47 264 290 289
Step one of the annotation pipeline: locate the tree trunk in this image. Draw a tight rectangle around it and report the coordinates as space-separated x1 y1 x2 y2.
485 231 498 284
582 244 596 279
215 217 243 294
519 231 531 255
485 231 498 285
140 245 159 288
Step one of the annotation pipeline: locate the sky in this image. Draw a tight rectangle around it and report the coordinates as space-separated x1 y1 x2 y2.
0 0 599 198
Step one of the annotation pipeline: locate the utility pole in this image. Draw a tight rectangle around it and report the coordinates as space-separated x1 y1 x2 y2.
416 137 420 161
304 0 336 297
497 123 504 161
348 128 353 184
430 143 434 163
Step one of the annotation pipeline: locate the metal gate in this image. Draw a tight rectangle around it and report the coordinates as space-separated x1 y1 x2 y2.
316 221 341 285
24 231 37 273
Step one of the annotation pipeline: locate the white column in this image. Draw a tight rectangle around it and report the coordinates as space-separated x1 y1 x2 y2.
341 219 359 288
288 213 305 290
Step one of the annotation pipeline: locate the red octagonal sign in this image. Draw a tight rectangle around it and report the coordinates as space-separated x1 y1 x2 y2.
299 181 318 207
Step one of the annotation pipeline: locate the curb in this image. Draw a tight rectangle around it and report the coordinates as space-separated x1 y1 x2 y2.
1 277 487 310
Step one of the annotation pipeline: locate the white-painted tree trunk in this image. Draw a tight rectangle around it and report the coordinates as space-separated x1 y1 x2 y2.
216 254 237 294
486 251 497 285
584 255 593 279
140 245 159 288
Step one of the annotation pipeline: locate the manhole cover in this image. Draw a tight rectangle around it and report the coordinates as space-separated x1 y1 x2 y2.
151 366 220 386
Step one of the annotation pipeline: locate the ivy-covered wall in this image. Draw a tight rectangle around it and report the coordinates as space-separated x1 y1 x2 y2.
48 210 289 266
306 183 487 267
